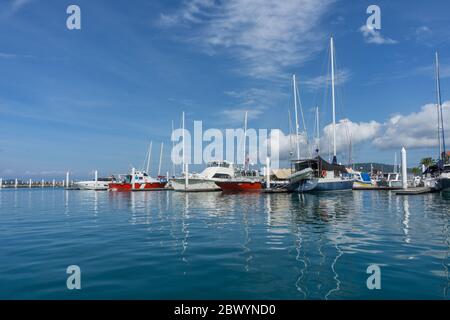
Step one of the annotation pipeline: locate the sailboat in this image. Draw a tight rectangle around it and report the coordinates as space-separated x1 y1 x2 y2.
109 142 168 191
288 37 354 193
433 52 450 191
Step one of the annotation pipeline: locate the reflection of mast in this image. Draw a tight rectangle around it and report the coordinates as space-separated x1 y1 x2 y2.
402 197 411 244
181 193 190 265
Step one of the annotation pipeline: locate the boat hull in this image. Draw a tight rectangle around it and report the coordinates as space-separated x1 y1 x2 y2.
171 178 220 191
73 181 110 190
109 182 167 191
215 180 263 192
290 178 354 193
438 177 450 192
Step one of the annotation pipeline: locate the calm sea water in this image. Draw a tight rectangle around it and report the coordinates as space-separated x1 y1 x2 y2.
0 188 449 300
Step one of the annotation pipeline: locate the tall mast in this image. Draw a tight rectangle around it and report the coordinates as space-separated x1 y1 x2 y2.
331 37 337 164
316 106 320 154
158 142 164 176
436 51 446 161
243 111 248 170
171 120 175 177
146 141 153 174
182 112 185 170
293 74 300 159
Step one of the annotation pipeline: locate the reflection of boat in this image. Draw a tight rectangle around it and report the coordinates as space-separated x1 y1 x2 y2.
109 168 167 191
171 161 235 191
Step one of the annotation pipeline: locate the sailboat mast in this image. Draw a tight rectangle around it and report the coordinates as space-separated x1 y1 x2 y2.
182 112 185 171
316 106 320 154
243 111 248 171
436 51 446 160
158 142 164 176
331 37 337 164
171 120 175 177
293 74 300 159
146 141 153 174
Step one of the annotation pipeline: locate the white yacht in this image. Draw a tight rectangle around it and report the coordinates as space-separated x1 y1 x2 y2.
73 177 114 190
171 161 235 191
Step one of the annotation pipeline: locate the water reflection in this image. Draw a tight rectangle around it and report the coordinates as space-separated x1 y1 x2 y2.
402 197 411 244
4 189 450 299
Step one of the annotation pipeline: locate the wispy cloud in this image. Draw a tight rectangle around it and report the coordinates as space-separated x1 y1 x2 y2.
359 25 397 45
0 52 33 59
158 0 336 79
220 88 288 124
301 68 351 89
0 0 34 17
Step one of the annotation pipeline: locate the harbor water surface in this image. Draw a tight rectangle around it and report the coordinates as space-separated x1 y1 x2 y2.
1 188 450 299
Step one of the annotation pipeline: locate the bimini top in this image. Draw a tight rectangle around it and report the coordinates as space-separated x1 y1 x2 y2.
291 156 348 174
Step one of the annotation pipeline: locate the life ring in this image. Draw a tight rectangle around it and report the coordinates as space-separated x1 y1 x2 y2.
321 170 327 178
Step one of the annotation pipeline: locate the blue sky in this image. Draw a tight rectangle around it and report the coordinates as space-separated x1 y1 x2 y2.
1 0 450 179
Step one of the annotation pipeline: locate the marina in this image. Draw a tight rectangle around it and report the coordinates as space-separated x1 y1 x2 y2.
2 0 450 305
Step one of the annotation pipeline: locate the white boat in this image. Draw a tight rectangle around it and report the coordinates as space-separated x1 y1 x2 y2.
73 178 113 190
171 161 235 191
376 172 402 188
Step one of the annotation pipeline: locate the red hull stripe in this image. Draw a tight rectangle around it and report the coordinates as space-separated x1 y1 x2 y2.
215 181 262 191
109 182 167 191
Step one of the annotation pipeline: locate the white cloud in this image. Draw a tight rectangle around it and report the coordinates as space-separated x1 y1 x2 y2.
158 0 336 78
268 119 381 160
373 101 450 150
359 25 397 45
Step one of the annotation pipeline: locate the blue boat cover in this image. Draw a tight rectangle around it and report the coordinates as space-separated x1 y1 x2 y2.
361 173 371 182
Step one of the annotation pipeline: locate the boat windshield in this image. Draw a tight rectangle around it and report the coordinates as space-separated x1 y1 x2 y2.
207 161 230 168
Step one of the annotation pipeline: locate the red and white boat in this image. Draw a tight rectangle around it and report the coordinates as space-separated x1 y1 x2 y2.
109 168 167 191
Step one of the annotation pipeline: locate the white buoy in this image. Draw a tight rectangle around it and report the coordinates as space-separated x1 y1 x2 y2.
41 179 44 188
29 179 32 188
266 157 271 189
66 172 70 188
15 178 18 189
401 147 408 189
